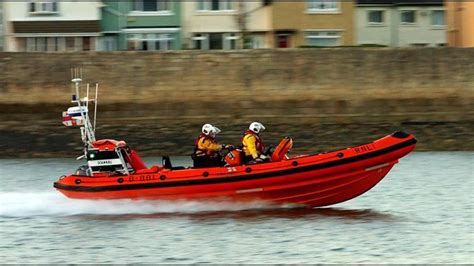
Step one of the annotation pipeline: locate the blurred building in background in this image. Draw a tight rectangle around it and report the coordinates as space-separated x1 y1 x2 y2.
445 0 474 47
182 1 272 50
102 1 181 51
0 1 4 51
271 1 355 48
356 0 446 47
3 1 102 52
0 0 451 52
182 1 241 50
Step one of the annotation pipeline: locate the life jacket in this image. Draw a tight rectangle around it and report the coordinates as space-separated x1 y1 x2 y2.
242 130 265 155
194 134 218 157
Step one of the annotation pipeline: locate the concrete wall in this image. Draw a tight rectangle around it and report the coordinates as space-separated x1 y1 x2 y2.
0 48 473 157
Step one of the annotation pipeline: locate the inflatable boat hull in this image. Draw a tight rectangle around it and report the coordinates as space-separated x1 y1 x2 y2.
54 132 416 207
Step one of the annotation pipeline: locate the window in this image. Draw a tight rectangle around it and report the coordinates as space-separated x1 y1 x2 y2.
192 33 238 50
368 10 384 24
128 33 176 51
132 0 171 12
193 34 206 49
431 10 445 26
197 0 233 11
305 31 341 47
101 37 117 51
26 37 57 52
400 10 416 24
29 1 58 14
307 0 339 12
250 34 265 49
225 33 238 49
36 37 46 51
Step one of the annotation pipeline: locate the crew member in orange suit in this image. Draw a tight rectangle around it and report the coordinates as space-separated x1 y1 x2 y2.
192 124 232 168
242 122 267 164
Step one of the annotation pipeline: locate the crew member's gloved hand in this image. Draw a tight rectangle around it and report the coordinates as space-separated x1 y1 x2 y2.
224 144 235 150
259 154 268 161
255 158 264 163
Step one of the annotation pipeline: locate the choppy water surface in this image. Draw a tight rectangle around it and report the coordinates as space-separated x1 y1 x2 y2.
0 153 472 263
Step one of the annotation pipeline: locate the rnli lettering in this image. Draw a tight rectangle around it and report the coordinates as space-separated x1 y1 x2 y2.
355 144 376 154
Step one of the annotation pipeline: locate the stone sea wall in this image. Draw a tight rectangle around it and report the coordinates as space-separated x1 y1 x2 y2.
0 48 473 158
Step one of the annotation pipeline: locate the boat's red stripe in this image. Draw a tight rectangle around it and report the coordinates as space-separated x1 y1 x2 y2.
53 138 416 193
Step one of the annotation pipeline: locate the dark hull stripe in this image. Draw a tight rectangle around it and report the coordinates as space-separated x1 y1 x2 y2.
54 138 417 193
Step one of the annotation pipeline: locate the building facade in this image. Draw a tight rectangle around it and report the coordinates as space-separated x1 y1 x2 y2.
445 0 474 47
182 1 272 50
3 1 102 52
0 1 4 51
271 0 355 48
183 0 356 50
101 0 181 51
356 0 446 47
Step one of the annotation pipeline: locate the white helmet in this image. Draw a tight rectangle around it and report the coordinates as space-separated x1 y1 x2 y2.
249 122 265 134
202 123 221 137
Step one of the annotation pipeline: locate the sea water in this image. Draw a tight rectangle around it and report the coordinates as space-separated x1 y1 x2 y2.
0 152 472 263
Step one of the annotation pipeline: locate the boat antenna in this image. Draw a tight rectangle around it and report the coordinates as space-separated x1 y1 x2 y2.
71 67 96 147
93 83 99 133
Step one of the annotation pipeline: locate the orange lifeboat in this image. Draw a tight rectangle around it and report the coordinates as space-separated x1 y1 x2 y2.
54 131 416 208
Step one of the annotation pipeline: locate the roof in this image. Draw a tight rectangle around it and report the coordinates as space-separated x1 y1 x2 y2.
357 0 443 6
12 20 100 34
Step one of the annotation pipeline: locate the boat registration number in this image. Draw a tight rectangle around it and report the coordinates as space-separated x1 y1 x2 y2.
128 175 156 182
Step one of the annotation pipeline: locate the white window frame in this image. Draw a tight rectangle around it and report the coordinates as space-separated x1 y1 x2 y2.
304 30 342 47
27 37 65 52
430 9 445 28
224 33 238 50
400 10 417 25
250 34 265 49
26 37 46 52
128 33 176 51
367 10 385 26
196 0 234 12
192 32 239 50
130 0 173 16
306 0 340 14
192 34 209 50
29 1 58 15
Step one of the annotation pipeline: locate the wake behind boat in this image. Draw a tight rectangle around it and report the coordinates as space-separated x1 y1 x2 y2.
53 73 416 207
